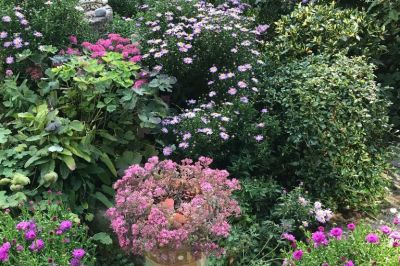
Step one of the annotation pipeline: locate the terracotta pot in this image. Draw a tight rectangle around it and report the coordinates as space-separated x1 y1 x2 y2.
144 248 207 266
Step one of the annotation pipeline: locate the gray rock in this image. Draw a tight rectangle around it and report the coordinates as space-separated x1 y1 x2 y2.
94 8 107 17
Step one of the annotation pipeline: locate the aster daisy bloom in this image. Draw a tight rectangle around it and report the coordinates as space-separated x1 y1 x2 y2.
183 57 193 64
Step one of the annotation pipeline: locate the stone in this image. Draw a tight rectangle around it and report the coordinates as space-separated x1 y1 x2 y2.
94 8 107 17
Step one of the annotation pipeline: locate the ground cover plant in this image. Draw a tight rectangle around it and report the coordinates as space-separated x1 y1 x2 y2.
0 191 96 265
283 217 400 265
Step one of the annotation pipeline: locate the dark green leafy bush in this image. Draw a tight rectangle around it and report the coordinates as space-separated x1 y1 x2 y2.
266 3 385 62
3 0 94 47
268 54 391 210
367 0 400 127
0 37 175 213
109 0 140 17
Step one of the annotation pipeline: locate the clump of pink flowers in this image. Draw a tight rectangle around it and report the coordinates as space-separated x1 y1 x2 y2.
107 156 241 258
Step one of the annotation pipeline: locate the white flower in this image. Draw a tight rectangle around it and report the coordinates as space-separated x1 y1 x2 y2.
390 208 398 214
314 201 322 209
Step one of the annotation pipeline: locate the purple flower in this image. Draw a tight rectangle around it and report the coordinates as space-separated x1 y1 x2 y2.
16 221 30 231
347 223 356 231
20 19 28 26
389 231 400 240
3 42 12 48
379 225 391 235
33 31 43 38
228 87 237 95
209 66 218 73
72 248 86 259
292 249 303 261
16 244 24 252
13 37 23 48
240 97 248 103
70 258 81 266
220 132 230 140
2 16 11 23
6 69 14 77
59 220 73 232
255 24 269 35
29 239 44 252
282 233 296 242
25 230 36 241
254 135 264 142
329 227 343 240
312 231 328 247
0 31 7 39
344 260 354 266
183 57 193 64
5 56 14 65
163 146 173 156
0 242 11 262
365 233 379 244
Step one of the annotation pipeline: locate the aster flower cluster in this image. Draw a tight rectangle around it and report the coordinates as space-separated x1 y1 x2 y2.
282 213 400 265
106 156 241 261
134 0 273 158
0 6 43 76
0 193 95 265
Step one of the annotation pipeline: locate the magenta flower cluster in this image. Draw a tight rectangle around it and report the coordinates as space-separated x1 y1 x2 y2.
284 217 400 265
107 156 241 257
64 33 151 90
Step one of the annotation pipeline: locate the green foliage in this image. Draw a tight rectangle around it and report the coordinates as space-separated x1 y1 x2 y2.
5 0 94 46
266 3 385 63
283 223 400 265
167 102 281 179
367 0 400 128
105 14 138 38
109 0 140 17
0 46 174 213
0 192 96 265
267 54 391 211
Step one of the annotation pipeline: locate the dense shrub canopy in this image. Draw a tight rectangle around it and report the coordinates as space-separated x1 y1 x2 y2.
268 54 391 210
266 3 385 62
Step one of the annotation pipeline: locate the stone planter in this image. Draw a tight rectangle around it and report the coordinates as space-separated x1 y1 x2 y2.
145 248 207 266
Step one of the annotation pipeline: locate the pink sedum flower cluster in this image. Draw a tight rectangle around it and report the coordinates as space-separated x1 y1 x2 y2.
106 156 241 257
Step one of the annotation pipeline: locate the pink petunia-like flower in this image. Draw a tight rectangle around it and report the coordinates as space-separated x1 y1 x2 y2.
379 225 391 235
183 57 193 64
2 16 11 23
163 146 173 156
29 239 44 252
344 260 354 266
329 227 343 240
347 223 356 231
365 233 379 244
72 248 86 259
292 249 303 261
5 56 14 64
209 66 218 73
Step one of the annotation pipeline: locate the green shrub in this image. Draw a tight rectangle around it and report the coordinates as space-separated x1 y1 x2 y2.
367 0 400 128
109 0 139 17
268 54 391 211
0 191 96 265
3 0 94 47
105 14 138 38
266 3 385 62
0 37 175 213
